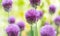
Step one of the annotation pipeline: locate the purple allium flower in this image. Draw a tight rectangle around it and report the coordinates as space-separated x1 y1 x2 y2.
25 9 40 24
8 16 15 24
44 22 50 25
6 24 20 36
17 21 25 31
40 25 56 36
38 11 43 19
54 16 60 26
36 11 43 21
49 5 56 14
30 0 41 8
2 0 12 12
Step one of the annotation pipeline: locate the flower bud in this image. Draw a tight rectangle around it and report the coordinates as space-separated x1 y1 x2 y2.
8 16 15 24
54 16 60 26
2 0 12 12
17 21 25 31
25 9 40 24
30 0 41 8
49 5 56 14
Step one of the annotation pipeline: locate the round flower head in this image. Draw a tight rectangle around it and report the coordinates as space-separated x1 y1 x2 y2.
49 5 56 14
2 0 12 12
17 21 25 31
40 25 56 36
6 24 20 36
38 11 43 19
54 16 60 26
25 9 40 24
44 22 50 25
30 0 41 8
8 16 15 24
36 11 43 21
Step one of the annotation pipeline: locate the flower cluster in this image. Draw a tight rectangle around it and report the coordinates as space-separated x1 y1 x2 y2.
2 0 60 36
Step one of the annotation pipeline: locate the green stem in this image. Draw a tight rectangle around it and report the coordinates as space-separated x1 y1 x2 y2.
58 10 60 15
40 19 45 27
34 7 38 36
35 6 37 9
7 12 9 23
50 13 53 25
8 12 9 18
35 22 38 36
56 26 59 36
31 25 34 36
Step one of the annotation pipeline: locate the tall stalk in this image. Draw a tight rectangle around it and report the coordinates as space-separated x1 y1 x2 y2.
31 25 34 36
56 26 59 36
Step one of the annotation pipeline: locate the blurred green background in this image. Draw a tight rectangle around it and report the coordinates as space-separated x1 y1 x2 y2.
0 0 60 36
